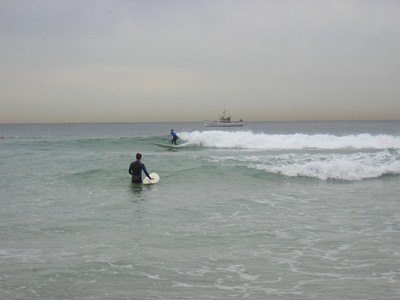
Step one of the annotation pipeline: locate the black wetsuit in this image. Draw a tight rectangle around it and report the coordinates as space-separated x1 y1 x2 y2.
129 160 151 183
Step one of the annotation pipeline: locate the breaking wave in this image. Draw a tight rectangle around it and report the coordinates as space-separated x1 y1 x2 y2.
180 131 400 150
183 131 400 180
253 150 400 180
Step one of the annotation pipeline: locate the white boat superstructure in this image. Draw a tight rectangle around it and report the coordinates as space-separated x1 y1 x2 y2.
204 110 243 127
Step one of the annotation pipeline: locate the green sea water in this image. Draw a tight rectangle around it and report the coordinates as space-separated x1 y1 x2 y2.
1 121 400 299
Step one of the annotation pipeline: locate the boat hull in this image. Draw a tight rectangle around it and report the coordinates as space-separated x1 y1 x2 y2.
204 121 244 127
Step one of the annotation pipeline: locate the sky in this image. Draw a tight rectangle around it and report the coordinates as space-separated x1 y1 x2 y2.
1 0 400 123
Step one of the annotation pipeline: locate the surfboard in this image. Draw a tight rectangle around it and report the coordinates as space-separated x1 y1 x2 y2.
155 143 180 149
143 172 160 185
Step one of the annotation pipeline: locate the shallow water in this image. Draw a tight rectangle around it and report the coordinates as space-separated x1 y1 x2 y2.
1 121 400 299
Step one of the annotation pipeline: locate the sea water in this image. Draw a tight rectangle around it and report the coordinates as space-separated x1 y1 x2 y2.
1 121 400 300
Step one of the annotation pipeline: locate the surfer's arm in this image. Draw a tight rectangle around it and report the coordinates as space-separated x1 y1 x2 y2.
142 164 152 179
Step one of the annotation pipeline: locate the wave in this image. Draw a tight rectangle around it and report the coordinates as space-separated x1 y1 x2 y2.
180 131 400 150
208 149 400 181
7 130 400 152
267 151 400 181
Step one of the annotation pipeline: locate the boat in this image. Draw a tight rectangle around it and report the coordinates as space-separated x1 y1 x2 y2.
204 110 244 127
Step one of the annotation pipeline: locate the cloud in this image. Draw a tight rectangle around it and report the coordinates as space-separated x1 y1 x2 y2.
1 0 400 123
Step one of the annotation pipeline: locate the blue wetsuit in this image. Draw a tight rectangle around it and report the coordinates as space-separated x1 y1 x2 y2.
171 130 179 145
129 160 151 183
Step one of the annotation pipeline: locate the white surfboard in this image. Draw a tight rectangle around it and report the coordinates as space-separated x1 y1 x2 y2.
155 143 180 149
143 172 160 185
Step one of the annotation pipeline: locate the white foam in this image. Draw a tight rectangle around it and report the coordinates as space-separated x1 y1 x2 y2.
207 149 400 180
251 150 400 180
180 131 400 150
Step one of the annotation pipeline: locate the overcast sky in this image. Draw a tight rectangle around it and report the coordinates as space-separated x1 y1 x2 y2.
1 0 399 123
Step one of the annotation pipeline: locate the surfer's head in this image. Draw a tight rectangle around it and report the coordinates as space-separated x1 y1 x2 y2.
136 153 142 160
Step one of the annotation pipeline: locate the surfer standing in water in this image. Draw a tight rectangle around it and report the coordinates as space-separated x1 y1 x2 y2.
129 153 152 183
170 129 179 145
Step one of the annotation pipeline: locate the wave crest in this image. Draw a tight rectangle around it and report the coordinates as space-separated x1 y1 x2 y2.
180 131 400 150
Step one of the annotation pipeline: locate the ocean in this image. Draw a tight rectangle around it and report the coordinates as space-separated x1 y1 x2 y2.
1 121 400 300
